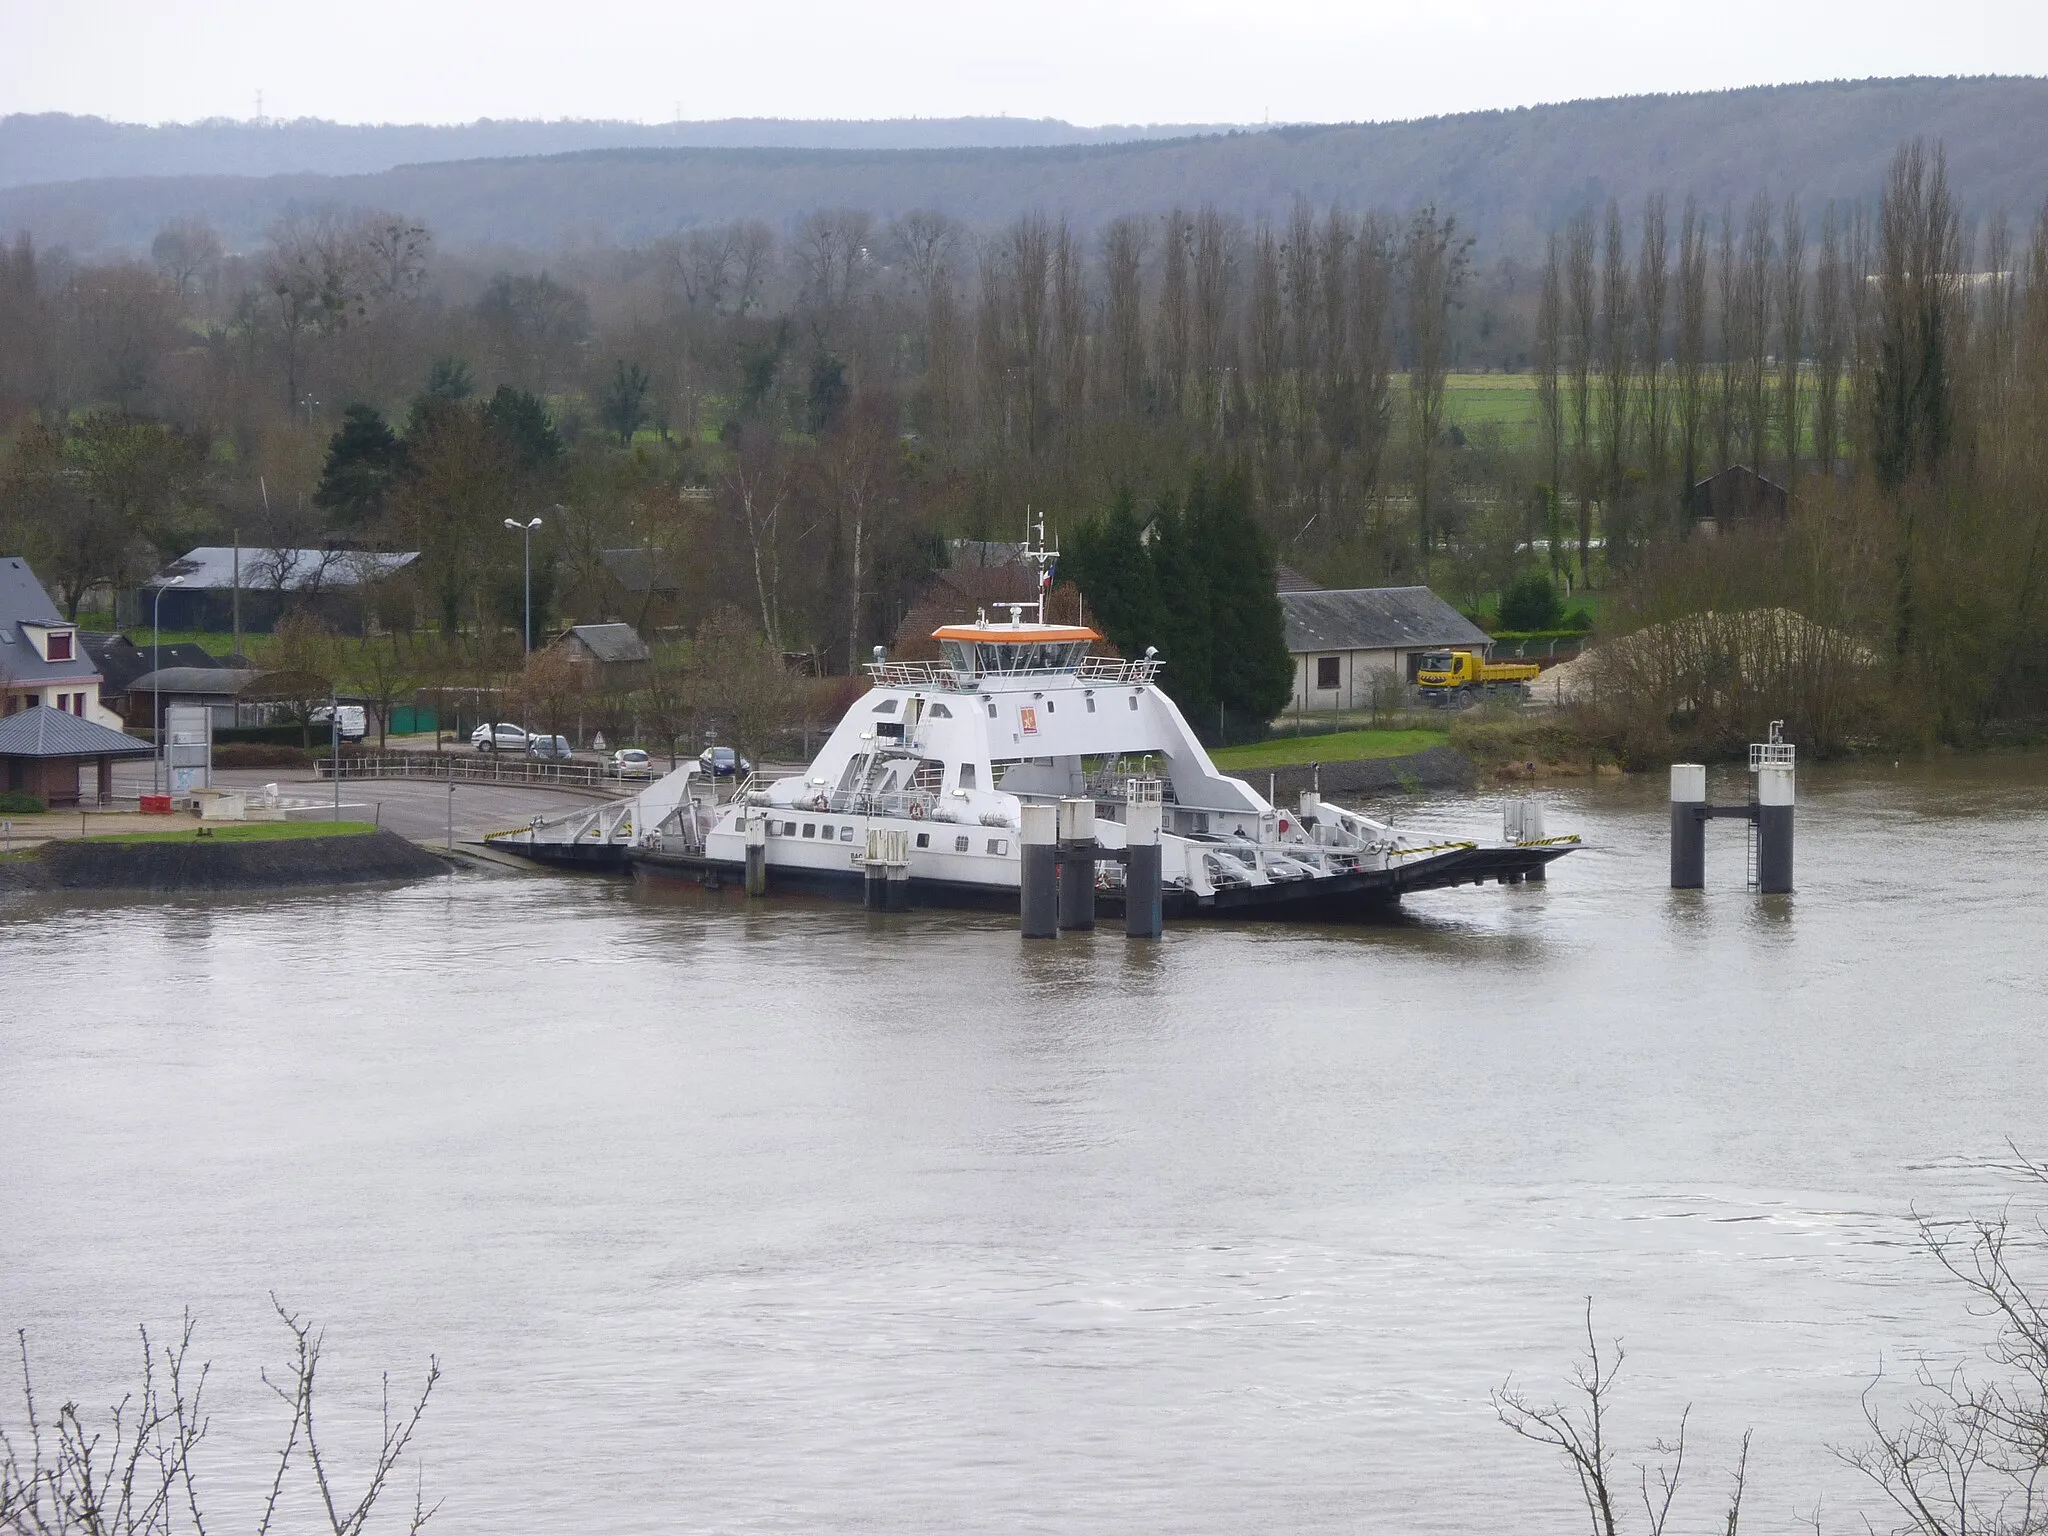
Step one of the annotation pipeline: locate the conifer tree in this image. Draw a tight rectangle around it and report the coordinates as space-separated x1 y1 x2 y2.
1144 490 1215 729
1194 468 1293 735
1062 487 1165 660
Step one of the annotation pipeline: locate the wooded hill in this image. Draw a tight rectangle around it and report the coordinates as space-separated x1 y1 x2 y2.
0 113 1238 191
4 77 2047 260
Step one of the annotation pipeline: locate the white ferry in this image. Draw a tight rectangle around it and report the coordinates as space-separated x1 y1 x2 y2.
498 539 1579 920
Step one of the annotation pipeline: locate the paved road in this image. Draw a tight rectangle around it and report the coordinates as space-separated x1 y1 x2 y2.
111 767 625 845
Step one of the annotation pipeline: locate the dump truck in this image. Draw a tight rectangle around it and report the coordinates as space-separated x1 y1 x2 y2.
1414 649 1541 705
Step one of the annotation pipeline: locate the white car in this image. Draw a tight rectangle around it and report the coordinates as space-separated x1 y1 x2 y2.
471 722 530 752
610 748 653 779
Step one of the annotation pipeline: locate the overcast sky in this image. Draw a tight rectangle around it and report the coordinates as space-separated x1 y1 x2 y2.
5 0 2045 127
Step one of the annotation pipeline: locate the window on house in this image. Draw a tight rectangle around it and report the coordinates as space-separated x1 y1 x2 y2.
1316 656 1341 690
47 632 72 661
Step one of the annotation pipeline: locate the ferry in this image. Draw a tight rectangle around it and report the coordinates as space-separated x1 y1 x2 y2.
496 534 1578 918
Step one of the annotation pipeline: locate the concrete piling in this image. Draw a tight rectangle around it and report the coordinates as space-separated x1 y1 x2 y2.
1669 763 1707 889
744 811 768 897
1056 796 1097 932
1020 803 1059 939
1756 757 1795 894
1124 797 1163 940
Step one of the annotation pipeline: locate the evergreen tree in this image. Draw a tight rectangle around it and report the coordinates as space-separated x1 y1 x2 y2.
1063 488 1165 659
482 386 563 470
313 404 405 531
1145 490 1216 730
1193 468 1292 734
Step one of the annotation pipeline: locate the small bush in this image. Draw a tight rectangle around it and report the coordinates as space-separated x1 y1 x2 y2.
213 743 313 768
0 790 47 814
1498 573 1563 632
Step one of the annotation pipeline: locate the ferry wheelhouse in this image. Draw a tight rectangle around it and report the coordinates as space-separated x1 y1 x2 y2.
500 551 1578 917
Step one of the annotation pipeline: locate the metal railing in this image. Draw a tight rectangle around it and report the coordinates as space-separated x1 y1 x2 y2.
862 655 1165 690
312 753 612 790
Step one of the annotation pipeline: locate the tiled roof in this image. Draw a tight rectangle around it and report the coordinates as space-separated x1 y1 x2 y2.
561 623 652 664
1279 587 1491 654
0 705 152 758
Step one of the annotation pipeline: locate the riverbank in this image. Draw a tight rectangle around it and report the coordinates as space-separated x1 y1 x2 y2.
1 826 448 895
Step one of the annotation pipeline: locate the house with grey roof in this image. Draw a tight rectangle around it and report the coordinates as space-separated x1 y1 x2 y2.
1 556 127 730
0 705 152 808
547 623 653 685
122 546 420 633
1278 587 1492 712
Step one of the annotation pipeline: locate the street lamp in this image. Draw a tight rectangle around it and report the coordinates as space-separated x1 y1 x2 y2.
151 575 185 794
504 516 543 654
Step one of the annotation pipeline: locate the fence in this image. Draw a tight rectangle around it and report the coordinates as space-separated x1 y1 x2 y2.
311 753 612 790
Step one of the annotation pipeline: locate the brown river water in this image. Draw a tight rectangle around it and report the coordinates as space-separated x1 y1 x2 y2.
3 756 2046 1533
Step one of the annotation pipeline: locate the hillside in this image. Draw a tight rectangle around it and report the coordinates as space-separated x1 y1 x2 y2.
4 77 2045 260
0 113 1243 190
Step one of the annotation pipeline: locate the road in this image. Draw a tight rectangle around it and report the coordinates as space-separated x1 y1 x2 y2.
110 766 625 845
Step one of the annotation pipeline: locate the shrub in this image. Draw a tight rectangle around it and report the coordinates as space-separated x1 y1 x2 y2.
213 743 313 768
1498 573 1563 632
0 790 47 814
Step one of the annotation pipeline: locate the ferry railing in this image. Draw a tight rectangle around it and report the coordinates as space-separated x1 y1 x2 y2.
862 655 1165 689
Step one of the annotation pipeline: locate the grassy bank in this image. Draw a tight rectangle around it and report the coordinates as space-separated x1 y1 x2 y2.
1211 728 1448 771
91 821 378 845
1448 710 1612 776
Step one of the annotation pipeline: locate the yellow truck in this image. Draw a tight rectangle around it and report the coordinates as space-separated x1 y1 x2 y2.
1414 649 1541 705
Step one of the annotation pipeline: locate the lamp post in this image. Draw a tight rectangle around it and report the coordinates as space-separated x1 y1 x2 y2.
503 516 543 654
151 575 184 794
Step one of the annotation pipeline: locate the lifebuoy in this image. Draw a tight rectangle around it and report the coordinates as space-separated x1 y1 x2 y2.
909 801 926 820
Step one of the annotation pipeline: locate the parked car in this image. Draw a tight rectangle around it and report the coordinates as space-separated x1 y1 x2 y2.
611 748 653 779
527 734 574 760
471 723 530 752
310 704 367 741
698 745 752 778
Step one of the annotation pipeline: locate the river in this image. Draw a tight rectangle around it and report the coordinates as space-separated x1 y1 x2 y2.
4 757 2046 1533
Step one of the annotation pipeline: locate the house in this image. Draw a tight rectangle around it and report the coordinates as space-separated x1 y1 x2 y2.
548 623 653 685
1 556 128 729
122 546 420 633
1279 587 1493 712
0 705 153 808
1688 465 1789 533
121 667 266 733
81 634 226 717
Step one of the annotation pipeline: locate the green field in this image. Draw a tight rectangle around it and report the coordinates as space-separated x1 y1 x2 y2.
1209 728 1448 772
92 820 378 845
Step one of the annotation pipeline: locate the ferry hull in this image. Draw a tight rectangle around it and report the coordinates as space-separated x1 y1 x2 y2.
621 843 1573 921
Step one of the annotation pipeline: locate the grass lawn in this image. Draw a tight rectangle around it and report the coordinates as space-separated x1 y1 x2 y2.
91 820 379 845
1210 728 1448 771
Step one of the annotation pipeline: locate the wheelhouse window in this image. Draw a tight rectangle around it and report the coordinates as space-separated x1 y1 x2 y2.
872 698 899 714
1316 656 1341 690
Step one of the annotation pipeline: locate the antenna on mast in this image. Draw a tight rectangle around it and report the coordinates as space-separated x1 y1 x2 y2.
1022 504 1058 625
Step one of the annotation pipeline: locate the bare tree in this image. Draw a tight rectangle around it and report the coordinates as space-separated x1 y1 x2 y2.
1537 231 1566 574
1598 199 1635 559
719 425 795 650
151 219 223 301
1190 205 1237 433
1099 217 1147 415
793 208 873 350
1405 206 1472 561
1496 1301 1751 1536
0 1300 438 1536
1813 202 1848 479
1636 194 1670 504
1737 192 1776 468
1674 197 1710 525
1156 208 1192 419
1778 198 1808 490
1566 209 1598 579
1245 222 1285 452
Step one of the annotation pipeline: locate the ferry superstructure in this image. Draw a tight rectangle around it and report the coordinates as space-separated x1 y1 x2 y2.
499 545 1579 917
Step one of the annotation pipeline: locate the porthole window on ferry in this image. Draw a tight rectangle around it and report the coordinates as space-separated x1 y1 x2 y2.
872 698 899 713
915 832 930 848
985 702 997 718
954 835 970 852
802 824 816 838
956 763 977 790
1128 695 1139 710
840 826 853 842
822 824 834 838
1086 697 1096 712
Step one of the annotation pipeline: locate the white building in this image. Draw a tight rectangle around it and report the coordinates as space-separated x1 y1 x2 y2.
1280 587 1492 713
0 556 127 729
